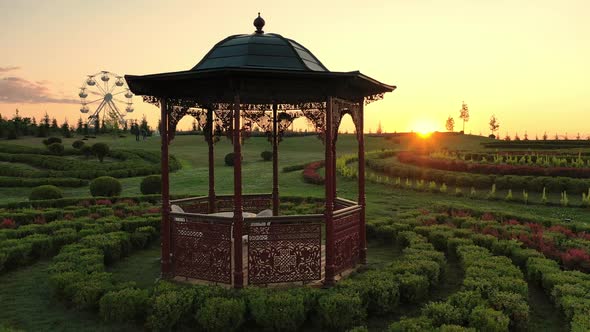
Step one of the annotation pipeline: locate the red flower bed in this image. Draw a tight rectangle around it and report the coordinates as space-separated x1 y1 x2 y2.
302 161 325 185
397 151 590 178
420 209 590 272
0 218 15 229
471 217 590 272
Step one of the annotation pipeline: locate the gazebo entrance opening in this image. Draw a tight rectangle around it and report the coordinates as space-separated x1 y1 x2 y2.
125 14 395 288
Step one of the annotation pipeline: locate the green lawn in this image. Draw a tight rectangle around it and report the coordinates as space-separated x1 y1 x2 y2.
0 133 584 330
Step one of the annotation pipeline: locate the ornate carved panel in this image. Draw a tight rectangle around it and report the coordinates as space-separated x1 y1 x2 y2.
172 218 232 284
332 98 361 143
242 109 300 143
247 221 322 284
215 195 272 214
333 209 361 274
300 102 326 141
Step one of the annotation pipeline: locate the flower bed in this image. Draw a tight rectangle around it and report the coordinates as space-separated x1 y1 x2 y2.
398 151 590 178
378 207 590 331
302 161 325 185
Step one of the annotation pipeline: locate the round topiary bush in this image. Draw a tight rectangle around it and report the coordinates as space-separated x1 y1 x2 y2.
89 176 122 197
140 175 162 195
29 185 63 201
47 143 64 155
43 137 62 146
72 140 85 149
260 151 273 161
91 143 110 162
225 153 235 166
80 145 93 158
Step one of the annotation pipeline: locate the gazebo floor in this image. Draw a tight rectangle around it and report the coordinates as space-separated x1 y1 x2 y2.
171 243 358 288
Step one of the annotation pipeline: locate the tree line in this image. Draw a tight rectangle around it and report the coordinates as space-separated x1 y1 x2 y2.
0 110 152 139
445 103 588 140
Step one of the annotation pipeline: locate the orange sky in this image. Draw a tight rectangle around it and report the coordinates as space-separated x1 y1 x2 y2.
1 0 589 137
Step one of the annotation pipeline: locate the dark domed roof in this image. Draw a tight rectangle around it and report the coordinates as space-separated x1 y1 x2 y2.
192 16 328 72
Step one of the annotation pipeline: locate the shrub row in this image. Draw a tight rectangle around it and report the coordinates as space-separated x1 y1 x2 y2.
0 149 180 180
398 151 590 178
0 176 87 188
49 225 158 309
0 200 158 228
408 209 590 331
482 140 590 149
47 215 443 332
366 153 590 194
390 238 528 331
0 194 162 210
0 214 159 273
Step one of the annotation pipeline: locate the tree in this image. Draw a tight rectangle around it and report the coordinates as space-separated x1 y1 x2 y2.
76 117 84 134
445 116 455 132
488 114 499 138
100 119 107 134
514 132 520 141
91 143 110 162
543 132 548 140
50 118 59 132
504 132 511 141
576 132 581 140
459 101 470 133
61 120 72 138
524 131 529 141
139 115 151 136
376 121 383 135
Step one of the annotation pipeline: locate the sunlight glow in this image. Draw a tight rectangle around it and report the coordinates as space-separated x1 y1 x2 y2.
412 120 437 138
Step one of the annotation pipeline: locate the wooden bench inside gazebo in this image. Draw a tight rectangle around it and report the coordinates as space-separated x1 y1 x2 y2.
125 14 395 288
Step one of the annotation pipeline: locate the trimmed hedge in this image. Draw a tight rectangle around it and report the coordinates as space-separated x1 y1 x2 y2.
99 288 149 322
260 150 273 161
29 185 63 200
196 297 245 332
47 143 64 155
90 177 122 197
91 143 110 162
140 175 161 195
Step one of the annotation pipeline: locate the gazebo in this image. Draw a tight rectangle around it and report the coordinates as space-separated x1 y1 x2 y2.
125 14 395 288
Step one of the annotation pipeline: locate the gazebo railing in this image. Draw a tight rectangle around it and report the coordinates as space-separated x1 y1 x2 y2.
170 212 233 284
171 194 273 214
168 196 361 286
245 214 323 285
332 204 362 275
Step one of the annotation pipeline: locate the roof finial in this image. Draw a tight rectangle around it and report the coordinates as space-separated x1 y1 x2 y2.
254 12 265 34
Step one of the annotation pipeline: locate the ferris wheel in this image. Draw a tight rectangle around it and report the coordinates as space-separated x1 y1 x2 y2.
78 70 134 127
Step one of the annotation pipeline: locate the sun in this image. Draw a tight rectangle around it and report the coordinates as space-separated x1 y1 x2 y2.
412 120 437 138
417 130 432 138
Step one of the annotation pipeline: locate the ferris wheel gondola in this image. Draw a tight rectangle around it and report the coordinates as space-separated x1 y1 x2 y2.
78 70 134 128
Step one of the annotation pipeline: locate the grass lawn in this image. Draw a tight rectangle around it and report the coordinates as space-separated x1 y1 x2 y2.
0 133 585 330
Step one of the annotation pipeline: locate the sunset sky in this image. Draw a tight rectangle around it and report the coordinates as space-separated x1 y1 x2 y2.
1 0 588 137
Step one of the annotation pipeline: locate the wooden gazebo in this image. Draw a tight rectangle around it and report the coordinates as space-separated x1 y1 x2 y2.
125 14 395 288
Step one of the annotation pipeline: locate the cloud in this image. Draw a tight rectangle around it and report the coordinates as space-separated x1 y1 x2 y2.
0 66 20 73
0 75 78 104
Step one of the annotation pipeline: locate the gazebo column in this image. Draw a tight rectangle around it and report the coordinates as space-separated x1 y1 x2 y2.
357 99 367 264
207 108 216 213
160 97 172 277
232 94 244 289
272 104 279 216
324 97 336 286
